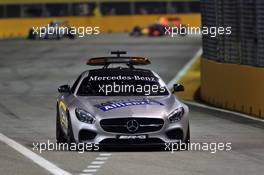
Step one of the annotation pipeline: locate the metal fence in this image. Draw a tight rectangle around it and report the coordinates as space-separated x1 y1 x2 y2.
201 0 264 67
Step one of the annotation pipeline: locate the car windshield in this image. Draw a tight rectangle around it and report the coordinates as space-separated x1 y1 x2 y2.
77 69 169 96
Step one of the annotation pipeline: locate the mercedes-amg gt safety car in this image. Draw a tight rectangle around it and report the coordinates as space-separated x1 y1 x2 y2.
56 51 190 148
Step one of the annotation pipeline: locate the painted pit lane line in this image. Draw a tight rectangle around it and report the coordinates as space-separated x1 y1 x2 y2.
79 153 112 175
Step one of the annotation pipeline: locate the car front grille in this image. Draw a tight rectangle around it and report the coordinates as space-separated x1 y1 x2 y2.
100 117 164 134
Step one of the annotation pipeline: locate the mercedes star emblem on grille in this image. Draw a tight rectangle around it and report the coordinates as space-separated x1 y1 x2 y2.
126 119 139 132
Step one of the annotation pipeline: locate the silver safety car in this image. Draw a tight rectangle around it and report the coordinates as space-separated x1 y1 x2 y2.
56 51 190 148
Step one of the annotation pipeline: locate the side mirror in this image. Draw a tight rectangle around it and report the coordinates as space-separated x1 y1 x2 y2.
58 85 71 93
173 84 184 93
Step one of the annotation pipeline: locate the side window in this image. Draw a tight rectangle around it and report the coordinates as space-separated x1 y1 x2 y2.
71 74 83 93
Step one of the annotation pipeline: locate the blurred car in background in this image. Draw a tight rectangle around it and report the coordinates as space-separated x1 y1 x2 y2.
130 17 187 37
28 21 76 40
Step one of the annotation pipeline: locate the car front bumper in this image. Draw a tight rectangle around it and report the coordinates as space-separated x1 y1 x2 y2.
70 111 189 146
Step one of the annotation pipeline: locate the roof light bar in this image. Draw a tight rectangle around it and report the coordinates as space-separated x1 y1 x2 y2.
86 51 151 68
87 57 150 66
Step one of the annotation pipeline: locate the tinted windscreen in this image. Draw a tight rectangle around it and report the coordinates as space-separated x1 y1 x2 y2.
77 69 169 96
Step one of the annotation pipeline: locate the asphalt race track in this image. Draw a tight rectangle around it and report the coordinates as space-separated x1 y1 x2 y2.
0 34 264 175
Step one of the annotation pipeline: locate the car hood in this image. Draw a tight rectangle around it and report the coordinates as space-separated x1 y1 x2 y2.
74 94 182 118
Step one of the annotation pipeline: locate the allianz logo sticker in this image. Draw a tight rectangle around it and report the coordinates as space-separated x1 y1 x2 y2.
94 99 164 112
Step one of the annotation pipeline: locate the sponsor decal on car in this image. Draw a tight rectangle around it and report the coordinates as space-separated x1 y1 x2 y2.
94 98 164 112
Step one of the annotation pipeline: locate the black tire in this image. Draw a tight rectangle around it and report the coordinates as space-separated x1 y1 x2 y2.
56 107 67 143
67 34 75 39
130 26 142 37
28 28 37 40
181 124 190 151
185 124 190 144
56 35 61 40
67 29 76 39
66 111 76 144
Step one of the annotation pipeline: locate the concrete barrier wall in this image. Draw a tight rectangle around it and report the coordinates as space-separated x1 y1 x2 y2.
0 14 200 38
201 58 264 119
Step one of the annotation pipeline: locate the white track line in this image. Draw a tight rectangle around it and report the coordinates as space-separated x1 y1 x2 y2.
99 153 112 156
167 47 202 89
91 161 105 165
79 153 112 175
88 165 101 169
96 157 108 160
0 133 72 175
83 169 97 173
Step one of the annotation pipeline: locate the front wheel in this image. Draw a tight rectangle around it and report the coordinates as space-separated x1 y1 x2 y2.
66 111 76 144
28 28 37 40
181 124 190 151
184 124 190 144
56 108 67 143
130 26 142 37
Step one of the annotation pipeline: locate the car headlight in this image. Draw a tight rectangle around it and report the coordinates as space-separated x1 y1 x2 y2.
168 107 184 123
75 108 96 124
